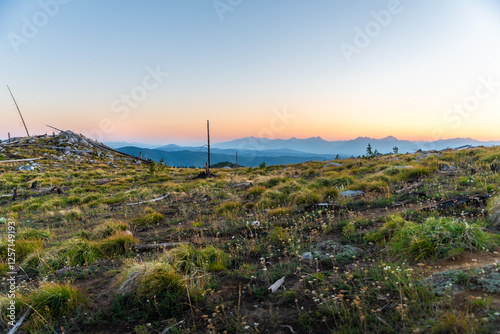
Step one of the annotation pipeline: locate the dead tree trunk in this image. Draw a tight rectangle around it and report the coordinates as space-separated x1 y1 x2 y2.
7 85 30 137
207 120 211 174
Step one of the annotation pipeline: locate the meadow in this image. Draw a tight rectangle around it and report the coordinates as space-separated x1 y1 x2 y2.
0 133 500 333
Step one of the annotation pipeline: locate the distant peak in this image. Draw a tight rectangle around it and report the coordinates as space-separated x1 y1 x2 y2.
382 136 398 141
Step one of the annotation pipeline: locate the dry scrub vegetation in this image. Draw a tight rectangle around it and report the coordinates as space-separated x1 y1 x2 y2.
1 136 500 333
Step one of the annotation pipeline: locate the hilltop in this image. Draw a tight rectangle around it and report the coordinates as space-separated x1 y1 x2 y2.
1 131 500 333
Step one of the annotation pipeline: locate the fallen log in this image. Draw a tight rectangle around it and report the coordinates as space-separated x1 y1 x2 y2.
133 242 189 251
7 309 30 334
0 157 45 163
126 193 170 206
423 194 491 212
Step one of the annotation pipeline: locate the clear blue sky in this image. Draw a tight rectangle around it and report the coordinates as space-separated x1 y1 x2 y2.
1 0 500 144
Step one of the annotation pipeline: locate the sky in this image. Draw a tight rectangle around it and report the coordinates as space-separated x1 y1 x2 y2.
1 0 500 145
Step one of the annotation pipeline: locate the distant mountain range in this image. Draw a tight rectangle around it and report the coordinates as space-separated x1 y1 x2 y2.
117 147 340 168
110 136 500 167
213 136 500 156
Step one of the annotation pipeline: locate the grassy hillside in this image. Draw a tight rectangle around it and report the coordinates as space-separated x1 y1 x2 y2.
1 134 500 333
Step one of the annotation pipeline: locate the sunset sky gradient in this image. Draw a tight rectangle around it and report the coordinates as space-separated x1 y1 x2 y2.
1 0 500 145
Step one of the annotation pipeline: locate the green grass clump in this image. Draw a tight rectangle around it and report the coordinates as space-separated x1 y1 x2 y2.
269 226 291 246
25 282 86 330
115 261 187 321
99 232 138 256
266 207 291 217
134 262 184 298
165 244 231 274
388 216 499 260
322 188 339 201
247 185 266 199
365 215 410 242
217 201 242 214
92 219 129 239
18 228 52 240
398 166 431 182
59 237 102 266
133 212 165 226
0 238 44 262
293 189 320 206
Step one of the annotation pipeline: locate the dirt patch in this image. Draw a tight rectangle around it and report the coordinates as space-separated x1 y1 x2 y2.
429 248 500 275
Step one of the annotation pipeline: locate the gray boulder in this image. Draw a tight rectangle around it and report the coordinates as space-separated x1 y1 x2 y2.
340 190 364 197
310 240 363 265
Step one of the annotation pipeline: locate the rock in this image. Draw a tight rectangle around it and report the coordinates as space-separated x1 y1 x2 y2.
311 240 363 265
323 162 342 168
230 182 253 189
300 252 314 265
249 220 260 227
340 190 364 197
438 163 456 172
18 164 34 171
